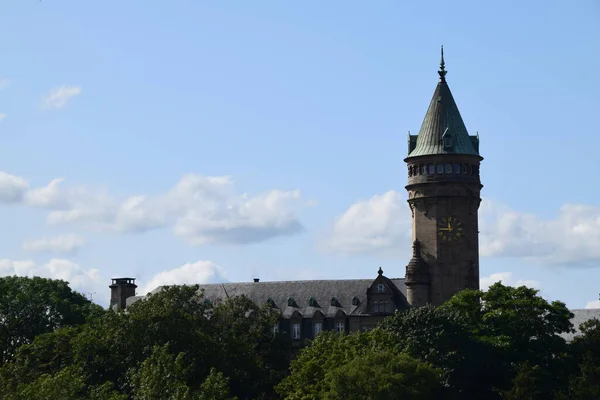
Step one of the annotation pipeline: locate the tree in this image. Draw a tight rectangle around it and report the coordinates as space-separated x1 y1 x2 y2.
379 304 496 399
324 350 440 400
276 329 400 399
276 329 440 399
198 368 237 400
0 284 291 399
442 283 574 398
559 318 600 399
0 276 104 366
129 344 195 400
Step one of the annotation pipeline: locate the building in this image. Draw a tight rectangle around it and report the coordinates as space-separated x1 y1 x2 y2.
111 49 600 341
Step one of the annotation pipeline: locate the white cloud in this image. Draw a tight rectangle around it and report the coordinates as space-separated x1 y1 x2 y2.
326 191 600 267
43 85 81 109
22 234 85 255
0 258 102 298
585 300 600 309
4 171 305 246
0 172 29 203
479 201 600 266
138 260 228 296
0 79 10 90
479 271 540 291
324 191 410 256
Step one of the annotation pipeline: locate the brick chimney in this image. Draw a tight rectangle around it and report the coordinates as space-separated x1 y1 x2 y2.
109 278 137 311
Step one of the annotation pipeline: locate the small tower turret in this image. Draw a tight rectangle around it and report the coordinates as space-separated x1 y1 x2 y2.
405 239 430 307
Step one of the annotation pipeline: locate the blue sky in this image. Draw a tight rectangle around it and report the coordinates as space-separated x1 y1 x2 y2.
1 0 599 308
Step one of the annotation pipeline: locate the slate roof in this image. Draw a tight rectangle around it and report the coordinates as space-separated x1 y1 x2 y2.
407 48 480 158
561 309 600 342
129 278 407 318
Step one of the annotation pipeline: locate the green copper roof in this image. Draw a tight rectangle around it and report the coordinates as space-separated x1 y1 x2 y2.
407 47 480 158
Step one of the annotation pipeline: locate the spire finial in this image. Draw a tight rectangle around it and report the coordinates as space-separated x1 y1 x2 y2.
377 266 383 276
438 45 447 81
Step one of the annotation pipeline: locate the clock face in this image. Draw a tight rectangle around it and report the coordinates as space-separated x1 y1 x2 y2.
437 216 464 242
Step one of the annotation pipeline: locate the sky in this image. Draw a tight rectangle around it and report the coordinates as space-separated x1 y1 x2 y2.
1 0 599 309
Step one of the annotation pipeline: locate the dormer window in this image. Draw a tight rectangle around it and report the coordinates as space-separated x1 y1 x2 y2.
377 283 385 292
352 296 360 306
266 297 277 308
443 136 452 148
288 297 298 308
442 127 453 150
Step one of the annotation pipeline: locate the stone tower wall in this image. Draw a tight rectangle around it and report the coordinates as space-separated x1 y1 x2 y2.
405 154 482 306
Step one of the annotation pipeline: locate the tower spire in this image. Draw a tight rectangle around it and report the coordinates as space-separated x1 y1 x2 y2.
438 45 447 81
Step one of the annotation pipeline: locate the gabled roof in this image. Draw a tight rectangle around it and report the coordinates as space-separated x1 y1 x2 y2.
135 278 407 318
407 47 480 158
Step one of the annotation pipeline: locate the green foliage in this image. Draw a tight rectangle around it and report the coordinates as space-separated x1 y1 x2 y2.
500 363 544 400
558 319 600 399
324 350 441 400
379 304 496 399
2 277 600 399
0 284 290 400
129 344 194 400
0 276 104 366
441 283 575 398
276 329 402 399
198 368 237 400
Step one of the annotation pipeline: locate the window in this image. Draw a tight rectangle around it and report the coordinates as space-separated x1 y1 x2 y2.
336 321 345 333
272 323 279 335
292 322 301 339
462 164 468 174
454 163 461 173
445 163 452 173
436 164 443 173
443 136 452 148
313 322 322 336
428 164 435 174
408 166 413 177
377 283 385 292
419 165 424 174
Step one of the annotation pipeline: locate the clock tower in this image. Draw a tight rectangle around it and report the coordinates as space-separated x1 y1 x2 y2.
404 47 483 307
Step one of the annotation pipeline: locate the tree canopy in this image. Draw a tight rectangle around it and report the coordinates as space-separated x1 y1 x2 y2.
0 277 598 399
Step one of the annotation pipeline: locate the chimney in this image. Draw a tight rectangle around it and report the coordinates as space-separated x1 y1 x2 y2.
253 278 260 283
109 278 137 311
